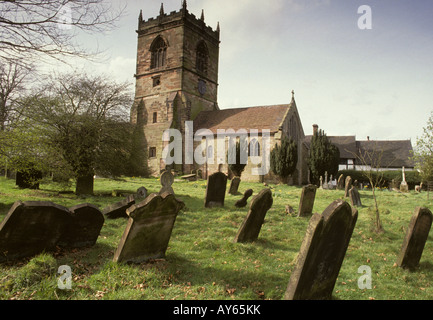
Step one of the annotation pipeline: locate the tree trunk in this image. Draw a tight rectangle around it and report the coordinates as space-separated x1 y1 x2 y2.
75 174 94 195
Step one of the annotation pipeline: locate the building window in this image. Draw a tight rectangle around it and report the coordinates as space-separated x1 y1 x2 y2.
150 36 167 69
152 76 161 87
249 139 260 157
196 41 208 74
149 147 157 158
152 112 157 123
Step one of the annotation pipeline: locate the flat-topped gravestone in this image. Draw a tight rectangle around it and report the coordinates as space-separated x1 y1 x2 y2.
159 170 175 195
102 195 135 219
235 189 253 208
284 199 358 300
113 192 185 263
0 201 72 262
229 177 241 195
233 188 273 243
205 172 228 208
297 184 317 217
344 176 353 198
349 186 362 207
58 203 104 248
396 207 433 270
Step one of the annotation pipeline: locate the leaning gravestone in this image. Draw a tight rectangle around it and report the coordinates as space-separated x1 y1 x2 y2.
396 207 433 270
349 186 362 207
113 192 185 263
344 176 353 198
0 201 72 262
204 172 228 208
229 177 241 195
58 203 104 248
159 170 175 195
284 199 358 300
102 195 135 219
297 184 317 217
233 188 273 243
235 189 253 208
337 174 345 190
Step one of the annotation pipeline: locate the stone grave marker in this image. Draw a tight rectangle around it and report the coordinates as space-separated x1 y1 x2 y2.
349 186 362 207
233 188 273 243
297 184 317 217
136 186 148 199
159 170 175 195
337 174 345 190
0 201 72 262
235 189 253 208
284 199 358 300
396 207 433 270
102 195 135 219
344 176 353 198
204 171 228 208
58 203 104 248
113 192 185 263
229 176 241 195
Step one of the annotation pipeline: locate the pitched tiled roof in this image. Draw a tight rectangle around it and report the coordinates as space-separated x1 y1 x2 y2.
193 104 291 134
357 140 414 168
304 135 357 159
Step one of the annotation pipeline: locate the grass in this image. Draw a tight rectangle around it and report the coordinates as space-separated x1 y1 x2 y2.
0 176 433 300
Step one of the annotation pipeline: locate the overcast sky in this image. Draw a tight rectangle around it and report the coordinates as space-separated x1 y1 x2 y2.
58 0 433 142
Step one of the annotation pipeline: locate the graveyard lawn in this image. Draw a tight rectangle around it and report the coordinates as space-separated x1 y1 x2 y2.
0 176 433 300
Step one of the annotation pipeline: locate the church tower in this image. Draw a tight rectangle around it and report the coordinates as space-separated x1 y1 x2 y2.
132 1 220 175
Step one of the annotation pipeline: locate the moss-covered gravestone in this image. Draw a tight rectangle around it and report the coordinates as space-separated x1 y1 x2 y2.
396 207 433 270
349 186 362 207
284 199 358 300
113 192 184 263
233 188 273 243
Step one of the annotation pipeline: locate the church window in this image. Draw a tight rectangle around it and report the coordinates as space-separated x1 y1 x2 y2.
150 36 167 69
249 139 260 157
196 41 209 74
152 75 161 87
149 147 157 158
152 112 158 123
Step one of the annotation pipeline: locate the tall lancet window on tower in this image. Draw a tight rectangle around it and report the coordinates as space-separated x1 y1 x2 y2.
150 36 167 69
196 40 209 74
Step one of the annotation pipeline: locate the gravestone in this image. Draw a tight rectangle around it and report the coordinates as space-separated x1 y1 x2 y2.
58 203 104 248
284 199 358 300
337 174 345 190
102 195 135 219
159 170 175 195
229 177 241 195
136 186 148 199
297 184 317 217
235 189 253 208
400 166 409 193
204 172 228 208
113 192 185 263
396 207 433 270
349 186 362 207
233 188 273 243
344 176 353 198
0 201 72 262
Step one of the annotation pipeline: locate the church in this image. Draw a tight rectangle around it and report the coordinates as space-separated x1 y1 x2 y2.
130 2 309 185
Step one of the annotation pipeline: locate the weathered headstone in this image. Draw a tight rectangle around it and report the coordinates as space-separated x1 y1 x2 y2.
284 199 358 300
400 166 409 193
396 207 433 270
349 186 362 207
204 171 228 208
344 176 353 198
0 201 72 262
229 176 241 195
136 186 148 199
233 188 273 243
58 203 104 248
337 174 345 190
297 184 317 217
113 192 185 263
159 170 175 195
102 195 135 219
235 189 253 208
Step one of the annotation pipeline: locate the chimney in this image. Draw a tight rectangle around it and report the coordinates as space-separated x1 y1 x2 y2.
313 124 318 135
367 136 370 141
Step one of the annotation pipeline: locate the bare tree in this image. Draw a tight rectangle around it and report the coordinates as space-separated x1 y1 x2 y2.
0 0 124 66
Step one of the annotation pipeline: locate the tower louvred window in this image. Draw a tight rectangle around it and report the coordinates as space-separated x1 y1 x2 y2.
196 41 208 74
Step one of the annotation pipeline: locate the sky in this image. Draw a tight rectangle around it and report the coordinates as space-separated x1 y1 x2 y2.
53 0 433 143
